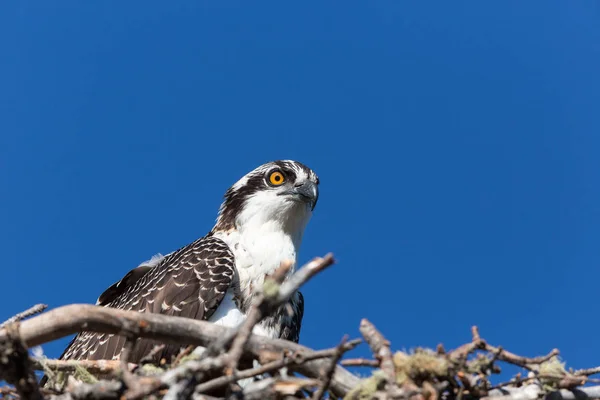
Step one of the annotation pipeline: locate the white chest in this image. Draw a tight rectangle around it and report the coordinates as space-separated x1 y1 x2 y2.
208 228 300 338
214 228 298 296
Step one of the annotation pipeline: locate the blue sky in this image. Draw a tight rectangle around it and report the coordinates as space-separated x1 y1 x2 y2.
1 1 599 382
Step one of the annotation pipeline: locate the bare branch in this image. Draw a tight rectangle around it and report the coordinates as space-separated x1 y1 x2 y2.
484 383 600 400
448 326 560 372
31 358 135 376
341 358 380 367
137 344 165 365
194 346 339 395
312 335 348 400
0 323 43 400
276 253 335 303
1 304 358 397
172 345 195 367
223 261 292 373
484 344 559 371
359 319 396 387
120 337 141 391
575 366 600 377
0 304 47 329
224 254 335 372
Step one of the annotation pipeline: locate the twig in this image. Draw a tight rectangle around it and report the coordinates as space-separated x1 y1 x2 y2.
0 304 47 329
574 366 600 377
448 327 486 361
0 323 43 400
194 348 336 395
139 344 166 364
484 383 600 400
484 344 559 371
31 358 136 376
194 339 361 397
277 253 335 304
449 326 559 372
312 335 349 400
52 379 124 400
223 261 293 373
359 319 396 387
492 373 599 389
125 355 228 400
341 358 380 368
172 345 195 366
471 326 481 342
194 357 289 394
227 377 320 400
120 337 139 390
224 254 336 372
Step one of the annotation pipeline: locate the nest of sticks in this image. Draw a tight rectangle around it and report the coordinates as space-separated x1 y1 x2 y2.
1 254 599 400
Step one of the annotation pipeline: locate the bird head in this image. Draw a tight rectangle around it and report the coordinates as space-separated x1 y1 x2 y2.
212 160 319 237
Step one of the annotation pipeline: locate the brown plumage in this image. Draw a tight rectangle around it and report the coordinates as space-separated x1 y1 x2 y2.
58 235 235 364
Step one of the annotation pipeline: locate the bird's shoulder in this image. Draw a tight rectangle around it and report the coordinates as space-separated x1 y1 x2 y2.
97 234 236 313
56 234 237 363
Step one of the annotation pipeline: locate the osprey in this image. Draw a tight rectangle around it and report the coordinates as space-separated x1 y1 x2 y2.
55 160 319 364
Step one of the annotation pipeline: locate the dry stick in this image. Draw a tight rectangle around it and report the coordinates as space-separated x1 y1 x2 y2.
52 379 124 400
31 358 136 376
449 326 560 371
484 343 559 371
0 304 48 329
57 338 359 400
0 323 43 400
162 362 203 400
194 341 360 396
341 358 380 368
120 337 140 390
225 254 336 372
359 319 396 387
448 327 486 360
139 344 166 364
1 304 359 398
128 355 227 400
484 384 600 400
471 326 481 341
575 366 600 377
312 335 349 400
231 377 321 400
492 374 597 391
223 261 293 374
173 345 195 366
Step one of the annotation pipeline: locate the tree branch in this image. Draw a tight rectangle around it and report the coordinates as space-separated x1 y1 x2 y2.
0 304 359 397
224 254 335 372
0 304 48 329
0 323 43 400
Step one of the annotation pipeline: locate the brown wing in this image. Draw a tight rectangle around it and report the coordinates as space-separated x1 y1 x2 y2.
95 264 154 306
58 234 235 364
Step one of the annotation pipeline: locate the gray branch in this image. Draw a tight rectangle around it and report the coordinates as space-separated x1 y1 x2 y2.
0 303 359 397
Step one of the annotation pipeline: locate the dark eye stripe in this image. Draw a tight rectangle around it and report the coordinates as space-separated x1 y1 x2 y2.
212 160 318 232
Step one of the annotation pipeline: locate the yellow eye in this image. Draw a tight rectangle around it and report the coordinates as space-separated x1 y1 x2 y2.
269 171 285 186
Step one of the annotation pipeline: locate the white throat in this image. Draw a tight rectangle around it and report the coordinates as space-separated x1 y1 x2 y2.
212 192 313 305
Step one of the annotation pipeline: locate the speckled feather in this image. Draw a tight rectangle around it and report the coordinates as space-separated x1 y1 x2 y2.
59 235 236 363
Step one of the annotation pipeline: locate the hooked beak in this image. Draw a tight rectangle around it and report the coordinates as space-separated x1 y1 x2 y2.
282 181 319 210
